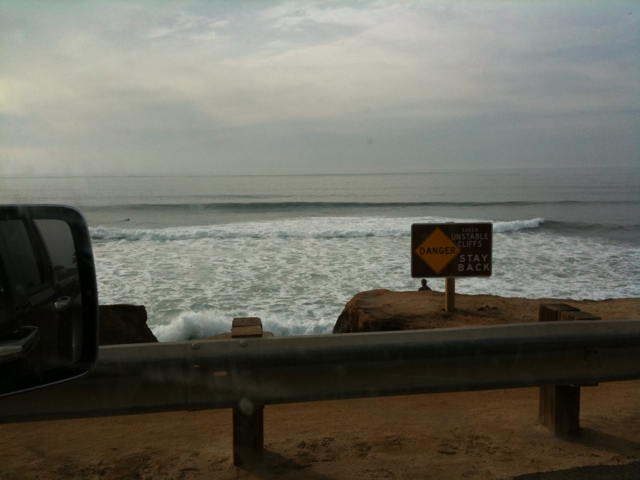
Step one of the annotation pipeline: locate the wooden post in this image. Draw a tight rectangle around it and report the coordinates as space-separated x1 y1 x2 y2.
538 303 578 323
231 318 264 466
538 304 600 438
231 317 263 338
539 384 581 437
233 404 264 466
445 277 455 312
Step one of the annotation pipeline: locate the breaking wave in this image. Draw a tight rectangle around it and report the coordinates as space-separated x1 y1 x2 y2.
90 217 545 242
152 311 335 341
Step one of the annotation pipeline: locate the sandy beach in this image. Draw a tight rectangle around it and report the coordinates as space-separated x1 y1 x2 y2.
0 294 638 480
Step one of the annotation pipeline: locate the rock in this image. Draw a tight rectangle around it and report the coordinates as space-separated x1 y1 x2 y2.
335 289 514 333
332 288 521 334
99 304 158 345
333 290 640 334
333 290 411 333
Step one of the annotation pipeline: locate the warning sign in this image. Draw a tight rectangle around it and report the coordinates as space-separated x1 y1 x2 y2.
411 223 492 278
414 228 460 274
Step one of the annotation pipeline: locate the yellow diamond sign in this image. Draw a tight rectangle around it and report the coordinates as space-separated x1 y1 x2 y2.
414 228 460 274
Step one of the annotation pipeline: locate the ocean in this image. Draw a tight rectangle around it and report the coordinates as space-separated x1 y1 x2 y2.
1 167 638 340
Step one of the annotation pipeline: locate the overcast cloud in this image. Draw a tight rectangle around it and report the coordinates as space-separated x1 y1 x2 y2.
1 1 638 176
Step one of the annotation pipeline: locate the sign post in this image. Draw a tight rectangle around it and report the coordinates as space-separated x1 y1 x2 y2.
445 278 455 312
411 223 493 312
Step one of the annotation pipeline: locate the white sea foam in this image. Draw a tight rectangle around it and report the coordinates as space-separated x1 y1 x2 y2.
93 215 639 341
153 310 336 341
492 218 544 233
153 313 232 341
90 216 544 241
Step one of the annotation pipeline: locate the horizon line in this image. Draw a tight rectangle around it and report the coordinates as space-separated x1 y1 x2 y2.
1 165 636 179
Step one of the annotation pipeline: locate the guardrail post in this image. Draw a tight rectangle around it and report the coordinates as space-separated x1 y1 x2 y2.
538 305 601 438
231 317 264 466
233 404 264 466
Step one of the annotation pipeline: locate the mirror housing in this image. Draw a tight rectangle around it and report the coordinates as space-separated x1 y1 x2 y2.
0 205 98 396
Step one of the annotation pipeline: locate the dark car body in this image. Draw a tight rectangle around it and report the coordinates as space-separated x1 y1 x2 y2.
0 218 82 370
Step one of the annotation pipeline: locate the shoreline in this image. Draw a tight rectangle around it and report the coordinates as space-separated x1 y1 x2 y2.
96 292 640 344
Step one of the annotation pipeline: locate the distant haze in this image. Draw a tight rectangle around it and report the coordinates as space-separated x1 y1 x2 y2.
1 1 638 177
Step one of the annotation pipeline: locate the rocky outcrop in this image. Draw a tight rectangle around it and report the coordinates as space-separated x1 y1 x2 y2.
99 304 158 345
333 290 640 334
333 290 412 333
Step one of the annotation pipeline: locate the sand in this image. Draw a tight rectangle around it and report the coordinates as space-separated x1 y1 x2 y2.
0 295 638 480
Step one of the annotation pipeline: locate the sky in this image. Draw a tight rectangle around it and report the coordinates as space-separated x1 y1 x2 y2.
0 1 638 176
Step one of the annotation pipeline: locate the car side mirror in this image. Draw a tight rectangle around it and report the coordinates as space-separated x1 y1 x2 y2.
0 205 98 396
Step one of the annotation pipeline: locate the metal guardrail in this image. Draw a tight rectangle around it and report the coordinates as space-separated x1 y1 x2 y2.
1 319 639 424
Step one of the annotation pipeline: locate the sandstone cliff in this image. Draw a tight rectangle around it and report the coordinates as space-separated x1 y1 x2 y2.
333 289 639 333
